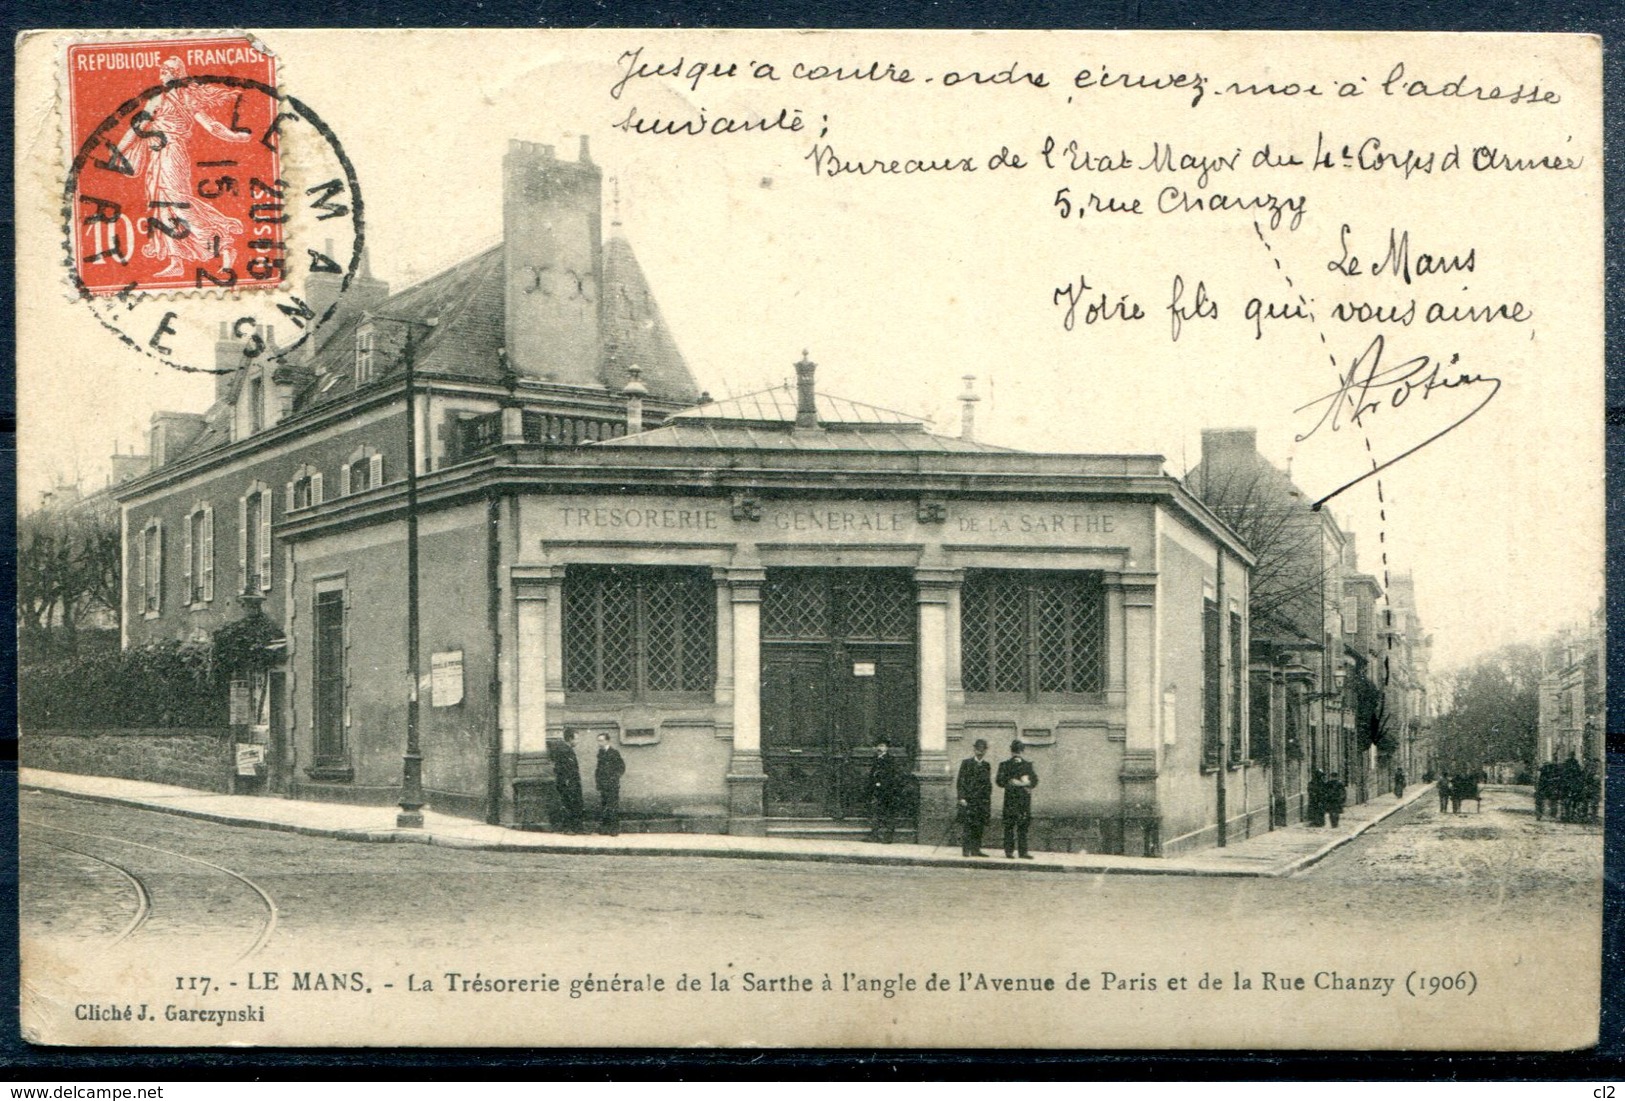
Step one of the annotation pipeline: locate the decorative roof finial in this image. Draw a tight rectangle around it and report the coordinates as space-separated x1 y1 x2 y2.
793 351 818 429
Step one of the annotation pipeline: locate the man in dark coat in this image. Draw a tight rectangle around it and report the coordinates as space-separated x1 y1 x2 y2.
867 739 908 843
594 731 625 835
1439 771 1453 814
996 740 1038 859
1323 772 1347 827
1535 762 1555 820
1307 769 1326 827
549 730 585 833
1393 767 1406 799
1559 753 1583 822
955 738 993 857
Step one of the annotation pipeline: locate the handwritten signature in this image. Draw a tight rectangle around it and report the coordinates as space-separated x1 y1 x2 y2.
1295 332 1501 507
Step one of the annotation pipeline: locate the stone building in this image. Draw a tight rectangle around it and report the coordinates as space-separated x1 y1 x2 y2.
1188 428 1357 825
1537 607 1604 775
110 137 1258 855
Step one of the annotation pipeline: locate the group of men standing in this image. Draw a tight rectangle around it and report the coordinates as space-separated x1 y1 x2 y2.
548 730 626 835
1534 754 1601 824
867 736 1039 859
954 738 1038 859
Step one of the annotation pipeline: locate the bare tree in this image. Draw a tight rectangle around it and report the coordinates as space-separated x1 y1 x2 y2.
18 495 121 657
1186 459 1335 644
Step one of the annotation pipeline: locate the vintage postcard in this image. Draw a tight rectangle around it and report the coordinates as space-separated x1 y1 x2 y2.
15 29 1603 1048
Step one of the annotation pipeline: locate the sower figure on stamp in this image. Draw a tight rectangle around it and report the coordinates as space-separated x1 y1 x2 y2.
955 738 992 858
867 739 908 844
996 740 1038 859
595 732 625 836
117 57 251 278
549 730 585 833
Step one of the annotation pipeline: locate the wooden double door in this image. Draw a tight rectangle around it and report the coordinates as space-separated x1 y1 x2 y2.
759 569 918 819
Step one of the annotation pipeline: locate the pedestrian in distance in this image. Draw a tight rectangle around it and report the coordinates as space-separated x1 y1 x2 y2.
595 731 625 836
996 739 1038 859
1307 769 1326 827
549 730 586 833
1438 771 1452 815
1394 766 1406 799
956 738 993 857
1323 772 1346 828
866 738 908 844
1559 753 1583 823
1535 760 1557 821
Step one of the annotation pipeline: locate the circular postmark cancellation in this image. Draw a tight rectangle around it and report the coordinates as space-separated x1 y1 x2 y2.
63 37 364 376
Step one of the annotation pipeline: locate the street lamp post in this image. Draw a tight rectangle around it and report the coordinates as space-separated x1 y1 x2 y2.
372 314 436 828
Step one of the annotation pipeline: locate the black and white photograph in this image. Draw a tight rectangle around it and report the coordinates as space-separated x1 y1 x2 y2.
14 28 1604 1048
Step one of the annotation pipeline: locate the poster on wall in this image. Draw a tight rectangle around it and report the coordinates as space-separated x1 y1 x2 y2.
15 27 1603 1050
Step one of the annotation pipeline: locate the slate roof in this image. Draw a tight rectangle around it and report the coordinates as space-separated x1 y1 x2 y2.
295 235 700 410
164 231 702 465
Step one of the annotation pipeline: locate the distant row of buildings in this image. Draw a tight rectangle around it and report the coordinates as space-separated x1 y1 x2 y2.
1189 428 1434 820
36 136 1434 853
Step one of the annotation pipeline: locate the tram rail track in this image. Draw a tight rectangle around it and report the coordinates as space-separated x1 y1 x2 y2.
22 815 280 961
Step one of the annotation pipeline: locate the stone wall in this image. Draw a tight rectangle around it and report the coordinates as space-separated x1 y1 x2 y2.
23 728 235 793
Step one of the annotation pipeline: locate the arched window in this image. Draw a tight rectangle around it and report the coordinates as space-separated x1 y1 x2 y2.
343 446 383 495
287 463 324 512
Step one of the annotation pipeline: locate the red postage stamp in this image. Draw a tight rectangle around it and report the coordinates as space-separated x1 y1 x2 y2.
66 35 281 295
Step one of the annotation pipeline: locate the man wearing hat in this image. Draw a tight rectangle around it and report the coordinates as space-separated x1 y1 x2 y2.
996 740 1039 859
867 738 908 843
955 738 993 857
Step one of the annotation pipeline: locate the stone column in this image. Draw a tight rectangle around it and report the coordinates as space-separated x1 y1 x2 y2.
913 567 960 842
724 565 767 835
509 566 556 828
1118 573 1160 856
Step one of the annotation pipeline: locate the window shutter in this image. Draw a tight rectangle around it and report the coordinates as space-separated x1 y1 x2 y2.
286 481 296 513
258 489 273 591
203 506 215 602
238 495 249 594
154 520 164 614
312 472 323 504
182 513 194 604
136 527 147 614
370 452 383 488
341 461 351 497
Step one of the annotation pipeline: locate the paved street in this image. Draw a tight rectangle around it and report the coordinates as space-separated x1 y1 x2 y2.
20 784 1601 1048
22 784 1600 955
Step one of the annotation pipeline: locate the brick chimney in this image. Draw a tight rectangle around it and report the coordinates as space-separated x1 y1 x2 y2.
959 375 980 441
794 351 818 429
503 138 603 387
303 239 388 338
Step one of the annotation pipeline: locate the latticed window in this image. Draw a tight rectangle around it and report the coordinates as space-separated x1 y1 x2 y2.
563 567 715 696
961 570 1105 697
1201 598 1222 770
761 569 914 642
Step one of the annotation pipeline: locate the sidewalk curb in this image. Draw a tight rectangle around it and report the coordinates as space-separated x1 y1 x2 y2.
1276 784 1435 876
20 776 1421 879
